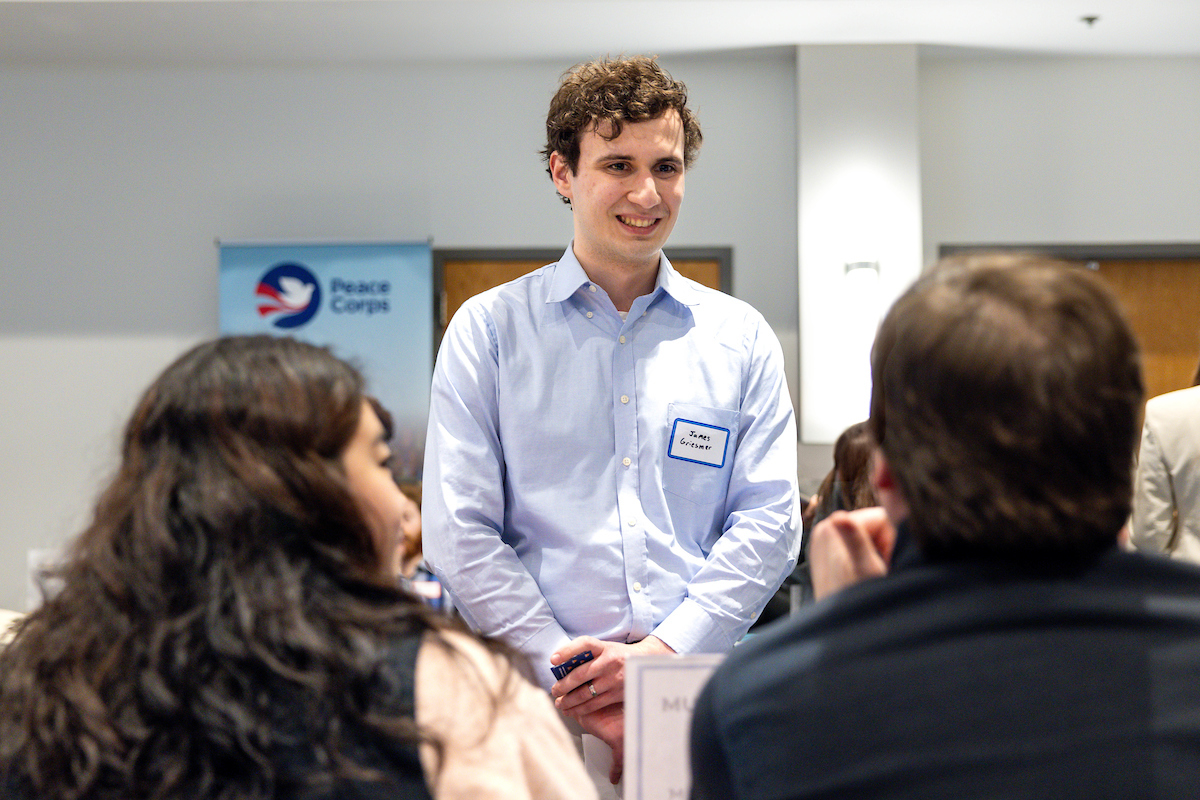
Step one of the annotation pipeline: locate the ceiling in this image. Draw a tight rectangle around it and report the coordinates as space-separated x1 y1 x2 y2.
2 0 1199 68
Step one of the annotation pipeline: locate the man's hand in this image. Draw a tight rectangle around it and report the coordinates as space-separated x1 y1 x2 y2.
550 635 675 716
577 702 625 785
549 636 673 786
809 507 895 600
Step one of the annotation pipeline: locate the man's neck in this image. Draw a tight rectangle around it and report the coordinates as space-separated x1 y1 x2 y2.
576 252 660 313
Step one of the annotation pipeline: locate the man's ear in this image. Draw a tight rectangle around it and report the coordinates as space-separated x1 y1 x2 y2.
870 450 896 492
871 449 909 523
548 151 574 202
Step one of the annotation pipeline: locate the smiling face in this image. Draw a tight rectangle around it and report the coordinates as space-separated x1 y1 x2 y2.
550 110 685 276
341 399 406 575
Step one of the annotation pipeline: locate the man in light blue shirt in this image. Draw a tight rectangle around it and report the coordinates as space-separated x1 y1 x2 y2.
423 55 799 789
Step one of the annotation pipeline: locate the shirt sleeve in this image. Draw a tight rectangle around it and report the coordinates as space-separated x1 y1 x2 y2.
415 631 597 800
422 301 570 690
1131 417 1178 555
652 315 800 654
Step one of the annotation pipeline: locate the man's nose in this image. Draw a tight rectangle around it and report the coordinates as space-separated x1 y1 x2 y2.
627 172 661 207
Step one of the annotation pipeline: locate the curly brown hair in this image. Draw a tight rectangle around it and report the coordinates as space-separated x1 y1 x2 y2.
541 55 702 204
0 336 505 800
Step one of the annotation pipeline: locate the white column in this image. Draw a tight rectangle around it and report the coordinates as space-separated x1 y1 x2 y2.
798 45 923 443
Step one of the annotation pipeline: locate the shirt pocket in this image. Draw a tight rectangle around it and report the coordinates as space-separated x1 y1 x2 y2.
663 402 740 506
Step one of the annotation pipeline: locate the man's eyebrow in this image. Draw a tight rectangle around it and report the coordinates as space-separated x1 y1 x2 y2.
594 151 633 162
593 152 683 166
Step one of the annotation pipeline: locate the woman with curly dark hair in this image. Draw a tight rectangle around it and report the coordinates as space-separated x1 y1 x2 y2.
0 335 592 800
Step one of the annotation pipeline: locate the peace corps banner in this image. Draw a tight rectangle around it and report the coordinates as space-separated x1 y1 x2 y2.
218 241 432 480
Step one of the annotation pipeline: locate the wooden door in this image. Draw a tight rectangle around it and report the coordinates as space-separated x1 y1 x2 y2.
437 250 727 337
1089 259 1200 401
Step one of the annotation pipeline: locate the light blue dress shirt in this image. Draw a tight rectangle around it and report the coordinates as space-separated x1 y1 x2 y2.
423 246 799 690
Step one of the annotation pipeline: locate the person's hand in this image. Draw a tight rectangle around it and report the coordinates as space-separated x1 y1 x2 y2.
577 702 625 785
801 492 820 527
809 507 895 600
549 635 674 716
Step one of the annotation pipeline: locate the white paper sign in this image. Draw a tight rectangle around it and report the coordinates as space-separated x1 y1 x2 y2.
624 653 725 800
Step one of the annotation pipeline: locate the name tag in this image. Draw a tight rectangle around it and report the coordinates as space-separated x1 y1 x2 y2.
668 418 730 469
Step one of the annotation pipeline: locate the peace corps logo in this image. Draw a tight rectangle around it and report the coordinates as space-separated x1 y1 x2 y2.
256 262 321 329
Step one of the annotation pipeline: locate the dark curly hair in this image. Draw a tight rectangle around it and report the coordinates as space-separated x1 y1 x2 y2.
870 254 1143 560
0 335 496 800
541 55 702 204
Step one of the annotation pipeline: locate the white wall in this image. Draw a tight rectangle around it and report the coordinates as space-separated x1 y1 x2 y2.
0 50 798 611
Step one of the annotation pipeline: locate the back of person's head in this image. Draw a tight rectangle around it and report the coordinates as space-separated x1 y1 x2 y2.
869 253 1143 560
541 54 703 193
112 334 385 578
831 421 876 511
809 421 876 529
0 335 438 799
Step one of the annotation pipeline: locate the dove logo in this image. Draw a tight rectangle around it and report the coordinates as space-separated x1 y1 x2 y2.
256 263 321 329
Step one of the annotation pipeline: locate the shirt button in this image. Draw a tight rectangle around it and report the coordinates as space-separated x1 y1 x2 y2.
586 311 594 318
589 285 597 292
622 457 631 467
620 395 629 404
633 582 642 593
619 335 626 344
627 518 637 527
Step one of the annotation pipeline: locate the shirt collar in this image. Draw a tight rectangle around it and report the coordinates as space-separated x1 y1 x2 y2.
547 244 591 303
547 242 705 307
655 252 705 307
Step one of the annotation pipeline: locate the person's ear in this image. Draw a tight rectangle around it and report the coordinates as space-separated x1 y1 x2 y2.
549 151 575 202
870 449 909 523
870 450 895 491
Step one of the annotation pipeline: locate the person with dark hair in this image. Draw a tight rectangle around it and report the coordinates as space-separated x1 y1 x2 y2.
766 420 877 616
424 56 799 792
363 400 446 610
0 335 592 800
1131 350 1200 563
392 481 449 612
540 56 704 203
395 481 426 579
805 420 876 534
690 254 1200 799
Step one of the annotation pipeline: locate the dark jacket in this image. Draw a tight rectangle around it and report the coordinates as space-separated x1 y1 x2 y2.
692 527 1200 799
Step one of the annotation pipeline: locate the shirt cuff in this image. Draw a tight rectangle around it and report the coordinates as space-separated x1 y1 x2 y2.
650 597 739 655
522 620 574 693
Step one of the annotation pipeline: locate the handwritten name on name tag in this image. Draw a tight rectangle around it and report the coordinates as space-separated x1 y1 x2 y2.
668 418 730 468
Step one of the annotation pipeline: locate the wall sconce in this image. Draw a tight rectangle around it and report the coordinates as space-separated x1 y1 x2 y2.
844 260 880 276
